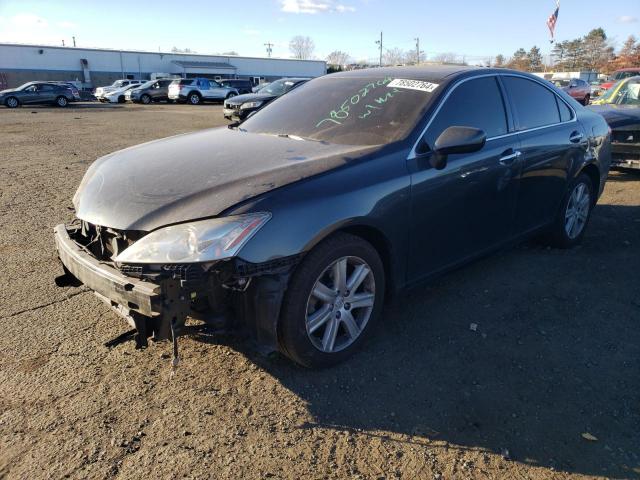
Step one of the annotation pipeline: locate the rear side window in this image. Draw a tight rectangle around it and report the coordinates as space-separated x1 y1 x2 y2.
503 76 561 130
556 98 573 122
426 76 508 145
177 79 193 86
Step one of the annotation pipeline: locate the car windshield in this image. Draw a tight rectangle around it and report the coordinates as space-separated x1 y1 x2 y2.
241 74 439 146
16 82 36 90
113 80 126 87
597 78 640 105
612 71 638 81
551 79 571 87
259 79 294 96
139 80 156 89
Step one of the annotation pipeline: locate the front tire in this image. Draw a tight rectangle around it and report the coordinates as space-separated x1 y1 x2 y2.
56 96 68 107
140 94 151 105
225 92 237 100
279 233 385 368
544 172 594 248
582 94 590 106
5 96 19 108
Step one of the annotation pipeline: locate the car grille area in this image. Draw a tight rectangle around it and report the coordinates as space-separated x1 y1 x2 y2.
612 130 639 144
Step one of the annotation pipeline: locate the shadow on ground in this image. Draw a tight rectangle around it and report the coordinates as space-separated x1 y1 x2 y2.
190 203 640 478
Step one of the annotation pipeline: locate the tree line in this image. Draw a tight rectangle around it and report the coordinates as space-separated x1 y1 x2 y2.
497 29 640 73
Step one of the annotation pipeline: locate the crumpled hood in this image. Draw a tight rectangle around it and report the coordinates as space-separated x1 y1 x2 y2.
226 92 274 105
74 127 376 231
588 104 640 129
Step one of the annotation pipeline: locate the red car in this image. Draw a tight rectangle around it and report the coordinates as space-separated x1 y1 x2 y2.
551 78 591 105
600 68 640 92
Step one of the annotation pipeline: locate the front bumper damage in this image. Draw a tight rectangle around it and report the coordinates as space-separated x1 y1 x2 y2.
53 223 299 354
611 142 640 170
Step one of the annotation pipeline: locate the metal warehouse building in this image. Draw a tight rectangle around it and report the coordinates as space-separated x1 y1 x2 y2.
0 43 327 89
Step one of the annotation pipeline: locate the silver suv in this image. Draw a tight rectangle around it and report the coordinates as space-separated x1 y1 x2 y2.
95 79 144 99
168 78 238 105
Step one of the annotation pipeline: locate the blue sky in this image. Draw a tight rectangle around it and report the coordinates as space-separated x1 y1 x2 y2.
0 0 638 63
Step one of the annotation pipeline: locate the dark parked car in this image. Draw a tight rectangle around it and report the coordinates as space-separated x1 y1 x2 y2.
551 78 591 105
126 79 174 104
1 81 78 108
54 66 611 368
589 76 640 170
220 79 254 94
223 77 309 120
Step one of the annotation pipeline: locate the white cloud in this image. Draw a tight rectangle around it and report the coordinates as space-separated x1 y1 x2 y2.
280 0 355 14
10 13 48 28
616 15 638 24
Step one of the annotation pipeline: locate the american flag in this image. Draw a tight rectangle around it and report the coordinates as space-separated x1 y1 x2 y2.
547 1 560 42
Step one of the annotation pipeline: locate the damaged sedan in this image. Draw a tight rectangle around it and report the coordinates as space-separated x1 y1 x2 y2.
54 66 611 368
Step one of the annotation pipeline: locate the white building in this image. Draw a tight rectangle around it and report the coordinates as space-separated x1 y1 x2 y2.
0 43 327 89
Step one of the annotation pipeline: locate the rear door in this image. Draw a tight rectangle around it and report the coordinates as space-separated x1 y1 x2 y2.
408 75 521 280
501 75 587 234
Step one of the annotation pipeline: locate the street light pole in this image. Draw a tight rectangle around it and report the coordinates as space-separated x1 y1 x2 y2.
415 37 420 64
264 42 274 58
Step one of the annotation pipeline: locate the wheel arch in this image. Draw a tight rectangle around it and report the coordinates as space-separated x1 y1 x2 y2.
579 162 601 205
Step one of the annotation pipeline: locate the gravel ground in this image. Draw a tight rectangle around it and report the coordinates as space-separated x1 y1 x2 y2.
0 103 639 480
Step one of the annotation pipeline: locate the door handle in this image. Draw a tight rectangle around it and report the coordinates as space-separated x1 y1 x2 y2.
499 149 522 165
569 131 584 143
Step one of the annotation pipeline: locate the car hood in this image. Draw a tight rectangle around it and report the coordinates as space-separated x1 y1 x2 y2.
588 104 640 129
226 92 275 105
74 127 377 231
0 88 19 95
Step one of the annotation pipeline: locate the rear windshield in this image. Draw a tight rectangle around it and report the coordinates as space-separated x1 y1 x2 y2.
241 75 439 146
551 79 571 87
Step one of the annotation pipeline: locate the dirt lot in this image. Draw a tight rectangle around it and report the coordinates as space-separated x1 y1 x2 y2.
0 102 638 480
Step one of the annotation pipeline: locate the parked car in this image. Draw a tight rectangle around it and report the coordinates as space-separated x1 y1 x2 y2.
589 76 640 171
252 82 270 92
101 83 145 103
51 81 82 100
126 79 174 104
223 77 309 120
598 68 640 93
54 66 611 368
95 79 144 99
168 78 239 105
551 78 591 105
220 79 253 94
1 81 78 108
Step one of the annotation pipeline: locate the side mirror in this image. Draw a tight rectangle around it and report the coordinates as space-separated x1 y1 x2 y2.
430 126 486 170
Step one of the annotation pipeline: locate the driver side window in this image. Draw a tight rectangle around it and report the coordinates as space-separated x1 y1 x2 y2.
424 76 508 149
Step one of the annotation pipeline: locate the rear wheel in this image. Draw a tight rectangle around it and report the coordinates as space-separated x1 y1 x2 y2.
140 94 151 105
279 233 385 368
56 96 68 107
225 92 237 100
544 172 593 248
188 92 201 105
5 96 19 108
118 95 125 103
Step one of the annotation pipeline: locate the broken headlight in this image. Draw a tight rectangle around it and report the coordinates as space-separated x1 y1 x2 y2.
114 213 271 264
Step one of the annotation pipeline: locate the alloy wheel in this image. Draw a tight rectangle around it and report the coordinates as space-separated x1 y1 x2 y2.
305 256 375 353
565 182 590 239
6 97 18 108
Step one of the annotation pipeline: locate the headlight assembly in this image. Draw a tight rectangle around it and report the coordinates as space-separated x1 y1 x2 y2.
240 101 263 110
115 213 271 264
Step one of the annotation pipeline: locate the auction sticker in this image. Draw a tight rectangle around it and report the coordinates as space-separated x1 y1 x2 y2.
387 79 439 93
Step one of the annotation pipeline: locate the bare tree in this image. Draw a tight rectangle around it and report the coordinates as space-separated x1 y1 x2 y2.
433 52 459 64
326 50 351 66
171 46 196 53
493 54 506 67
383 47 406 66
289 36 315 60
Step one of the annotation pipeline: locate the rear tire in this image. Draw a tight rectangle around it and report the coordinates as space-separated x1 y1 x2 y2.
5 96 19 108
188 92 201 105
118 95 125 103
56 96 68 107
543 172 594 249
225 92 237 100
140 94 151 105
279 233 385 368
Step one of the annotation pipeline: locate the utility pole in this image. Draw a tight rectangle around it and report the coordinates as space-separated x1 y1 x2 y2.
375 31 383 67
62 39 65 47
264 41 274 58
72 36 76 47
414 37 420 64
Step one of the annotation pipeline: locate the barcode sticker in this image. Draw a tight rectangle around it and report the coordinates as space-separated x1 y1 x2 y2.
387 79 439 93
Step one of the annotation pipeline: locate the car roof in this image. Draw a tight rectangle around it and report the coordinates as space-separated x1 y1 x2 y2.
328 65 480 82
618 67 640 72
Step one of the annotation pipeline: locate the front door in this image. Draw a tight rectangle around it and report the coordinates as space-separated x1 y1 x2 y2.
408 75 521 281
